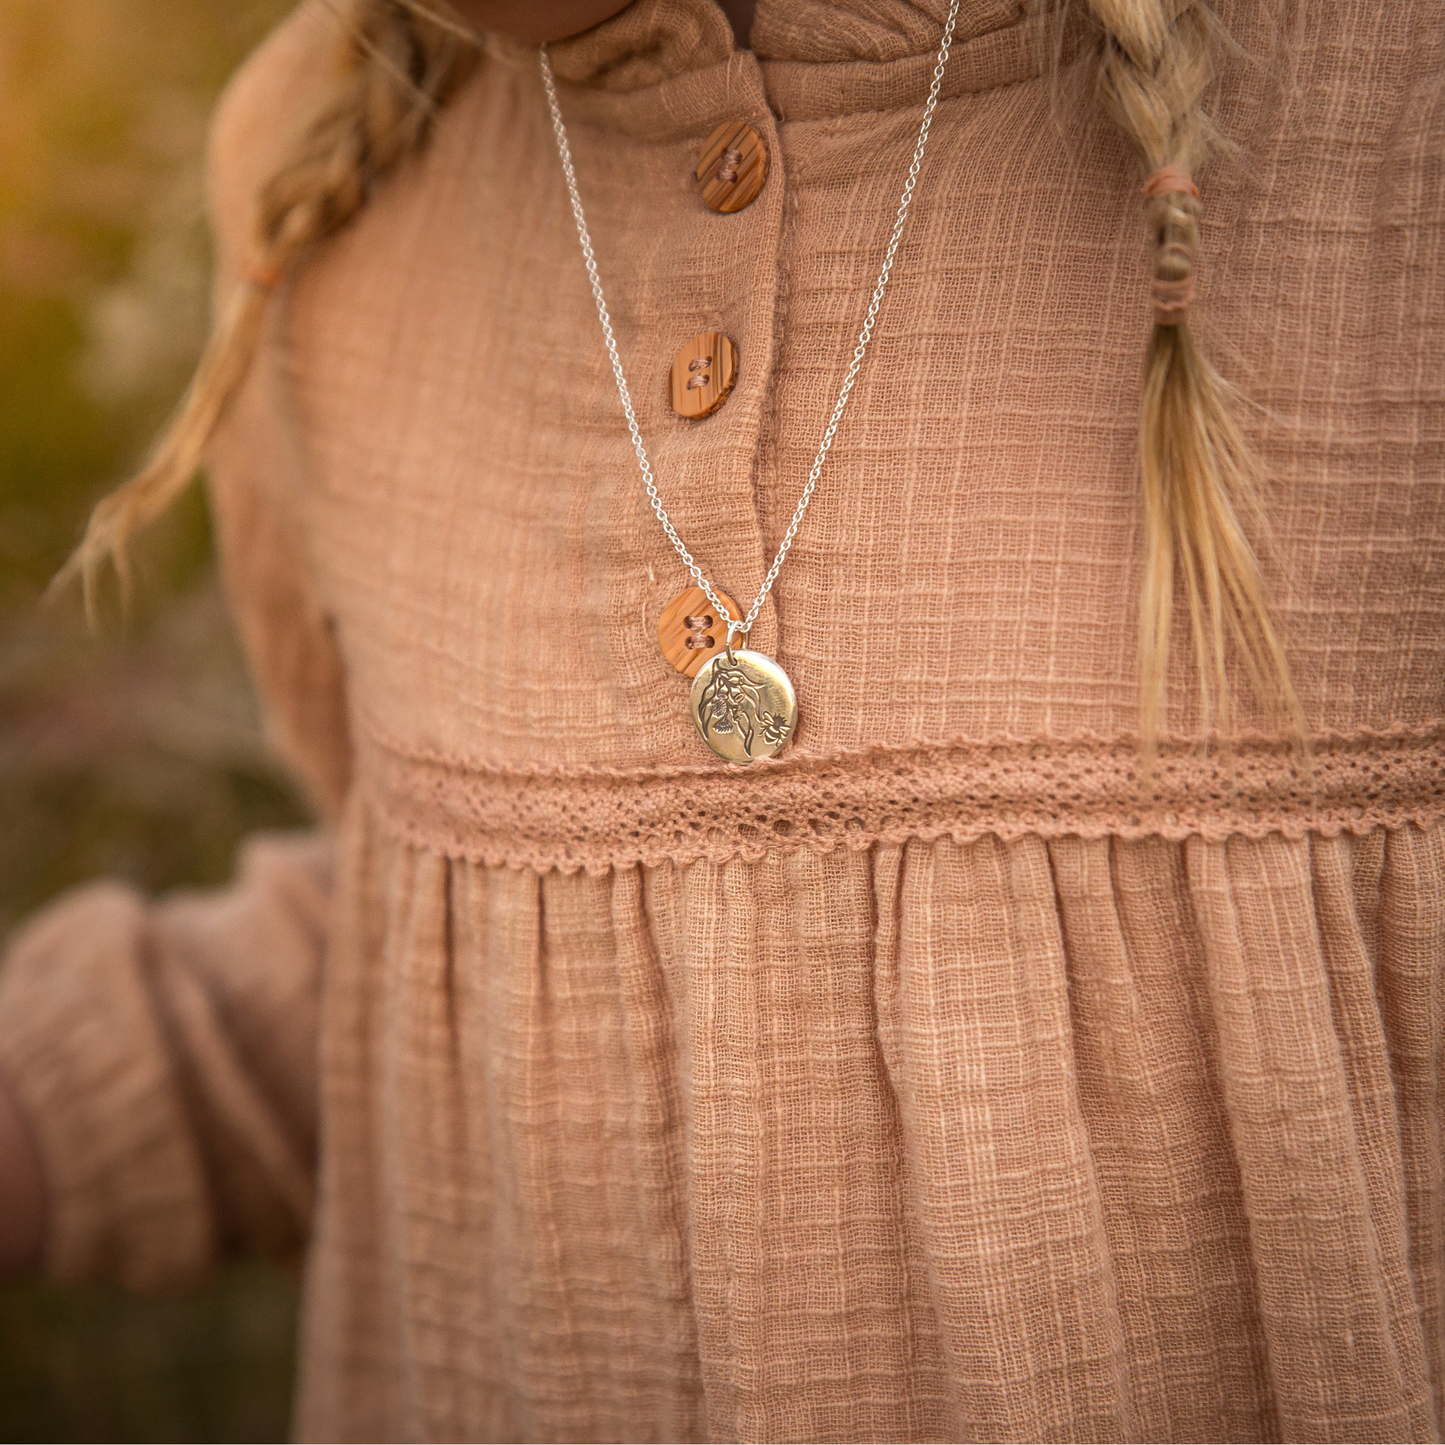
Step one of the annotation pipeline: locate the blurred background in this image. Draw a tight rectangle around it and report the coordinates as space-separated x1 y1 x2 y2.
0 0 307 1438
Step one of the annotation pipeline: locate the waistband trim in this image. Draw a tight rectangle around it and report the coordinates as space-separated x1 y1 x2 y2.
355 722 1445 874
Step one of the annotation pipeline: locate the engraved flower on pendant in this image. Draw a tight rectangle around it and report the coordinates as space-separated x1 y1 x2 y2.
689 650 797 763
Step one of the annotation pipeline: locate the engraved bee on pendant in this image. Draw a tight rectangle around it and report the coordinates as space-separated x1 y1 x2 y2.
688 648 797 763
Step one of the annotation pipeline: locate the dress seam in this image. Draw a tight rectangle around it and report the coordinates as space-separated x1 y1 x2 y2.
350 715 1445 873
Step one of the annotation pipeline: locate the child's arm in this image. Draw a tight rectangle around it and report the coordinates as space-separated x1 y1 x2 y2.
0 4 349 1289
0 834 332 1288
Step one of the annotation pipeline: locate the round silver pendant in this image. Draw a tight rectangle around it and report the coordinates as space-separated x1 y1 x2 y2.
689 649 797 762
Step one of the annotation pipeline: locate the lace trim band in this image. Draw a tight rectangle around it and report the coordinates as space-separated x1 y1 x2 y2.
356 722 1445 874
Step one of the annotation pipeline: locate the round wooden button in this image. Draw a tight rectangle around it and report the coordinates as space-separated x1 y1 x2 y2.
695 121 768 214
658 585 742 678
669 332 738 419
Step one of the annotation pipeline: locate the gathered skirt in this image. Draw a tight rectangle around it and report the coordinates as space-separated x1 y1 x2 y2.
289 798 1445 1441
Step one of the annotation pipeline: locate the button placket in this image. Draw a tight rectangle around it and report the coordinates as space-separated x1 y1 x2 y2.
634 115 782 689
549 54 785 753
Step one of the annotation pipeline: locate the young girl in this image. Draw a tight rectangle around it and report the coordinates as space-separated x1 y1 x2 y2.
1 0 1442 1438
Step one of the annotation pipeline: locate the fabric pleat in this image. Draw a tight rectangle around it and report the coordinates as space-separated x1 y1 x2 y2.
882 836 1132 1442
1374 825 1445 1418
1186 835 1436 1440
1053 834 1277 1441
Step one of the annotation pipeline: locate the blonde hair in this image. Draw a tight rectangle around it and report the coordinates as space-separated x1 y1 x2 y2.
66 0 1300 748
59 0 475 616
1074 0 1303 746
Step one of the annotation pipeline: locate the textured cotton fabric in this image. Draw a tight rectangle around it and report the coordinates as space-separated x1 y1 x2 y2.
1 0 1444 1439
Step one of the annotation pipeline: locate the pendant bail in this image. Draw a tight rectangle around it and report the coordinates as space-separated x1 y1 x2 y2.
725 620 745 663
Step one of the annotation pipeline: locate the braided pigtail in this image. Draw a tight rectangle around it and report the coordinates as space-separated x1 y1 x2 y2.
59 0 476 618
1075 0 1303 750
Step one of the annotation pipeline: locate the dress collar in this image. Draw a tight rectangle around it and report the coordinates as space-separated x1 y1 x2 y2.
486 0 1054 130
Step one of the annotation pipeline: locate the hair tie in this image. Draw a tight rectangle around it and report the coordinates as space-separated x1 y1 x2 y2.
1141 165 1199 200
1150 278 1195 326
244 259 282 291
1143 169 1199 325
1149 238 1196 326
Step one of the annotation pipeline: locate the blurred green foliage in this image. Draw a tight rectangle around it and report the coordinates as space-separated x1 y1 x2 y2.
0 0 310 1439
0 1263 301 1443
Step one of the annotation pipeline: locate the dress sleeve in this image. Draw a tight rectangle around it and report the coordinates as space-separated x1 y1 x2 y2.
0 0 349 1291
0 838 332 1289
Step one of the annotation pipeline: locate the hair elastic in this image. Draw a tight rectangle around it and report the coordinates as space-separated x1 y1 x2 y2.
1150 273 1195 326
1141 165 1200 200
1142 168 1199 324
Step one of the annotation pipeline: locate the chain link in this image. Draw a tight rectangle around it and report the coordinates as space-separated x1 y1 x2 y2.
539 3 960 640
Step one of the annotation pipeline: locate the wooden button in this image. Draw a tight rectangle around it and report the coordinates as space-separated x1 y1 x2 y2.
695 122 768 214
658 585 742 678
669 332 738 419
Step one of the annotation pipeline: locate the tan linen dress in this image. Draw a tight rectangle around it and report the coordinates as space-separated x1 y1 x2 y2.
2 0 1443 1438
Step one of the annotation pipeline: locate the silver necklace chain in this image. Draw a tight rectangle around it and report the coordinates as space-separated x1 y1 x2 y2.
539 1 960 643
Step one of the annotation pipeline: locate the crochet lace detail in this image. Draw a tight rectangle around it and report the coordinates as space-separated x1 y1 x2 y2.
356 720 1445 874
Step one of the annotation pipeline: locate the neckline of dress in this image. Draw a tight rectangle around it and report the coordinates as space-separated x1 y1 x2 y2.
483 0 1057 130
